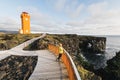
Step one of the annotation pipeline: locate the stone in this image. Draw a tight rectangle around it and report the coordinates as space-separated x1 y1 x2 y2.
0 55 38 80
0 71 7 79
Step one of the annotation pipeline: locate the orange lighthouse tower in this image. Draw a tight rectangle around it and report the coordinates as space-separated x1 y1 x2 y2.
19 12 30 34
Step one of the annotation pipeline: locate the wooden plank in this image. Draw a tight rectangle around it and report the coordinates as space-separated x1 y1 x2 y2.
29 50 69 80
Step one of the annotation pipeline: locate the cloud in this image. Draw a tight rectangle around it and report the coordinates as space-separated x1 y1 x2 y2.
0 16 19 31
66 20 84 27
88 2 108 16
55 0 67 11
1 1 120 35
21 1 120 35
65 0 85 18
17 6 60 32
27 2 120 35
66 1 120 35
17 6 79 34
51 0 84 18
66 4 84 18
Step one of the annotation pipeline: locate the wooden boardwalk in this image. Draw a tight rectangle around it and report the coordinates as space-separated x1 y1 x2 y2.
0 34 69 80
29 50 69 80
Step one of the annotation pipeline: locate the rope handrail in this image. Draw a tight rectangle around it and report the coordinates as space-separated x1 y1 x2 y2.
48 44 81 80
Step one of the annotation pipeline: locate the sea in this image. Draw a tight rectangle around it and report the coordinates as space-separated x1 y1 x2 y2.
81 35 120 69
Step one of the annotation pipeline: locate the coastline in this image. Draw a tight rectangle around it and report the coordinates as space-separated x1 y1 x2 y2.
0 33 120 80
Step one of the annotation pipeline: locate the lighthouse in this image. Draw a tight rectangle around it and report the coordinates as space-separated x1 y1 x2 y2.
19 12 30 34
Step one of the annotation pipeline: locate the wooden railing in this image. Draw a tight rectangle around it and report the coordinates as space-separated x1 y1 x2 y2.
48 44 81 80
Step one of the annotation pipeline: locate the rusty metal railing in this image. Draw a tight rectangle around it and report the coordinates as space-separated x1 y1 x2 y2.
48 44 81 80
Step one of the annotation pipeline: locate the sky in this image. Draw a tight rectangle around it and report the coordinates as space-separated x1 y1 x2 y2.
0 0 120 35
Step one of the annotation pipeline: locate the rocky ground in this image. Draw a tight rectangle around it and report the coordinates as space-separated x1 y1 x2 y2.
0 33 108 80
0 55 38 80
24 34 106 53
0 33 41 50
95 51 120 80
0 33 119 80
24 34 106 80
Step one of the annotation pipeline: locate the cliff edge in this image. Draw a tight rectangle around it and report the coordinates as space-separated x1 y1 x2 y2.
24 34 106 80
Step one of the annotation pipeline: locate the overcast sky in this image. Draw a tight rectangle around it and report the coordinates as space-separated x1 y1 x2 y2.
0 0 120 35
